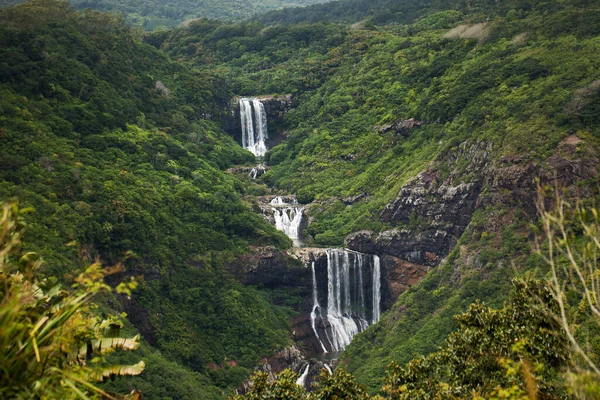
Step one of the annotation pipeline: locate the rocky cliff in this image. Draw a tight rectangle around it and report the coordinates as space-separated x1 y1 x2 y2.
345 135 598 299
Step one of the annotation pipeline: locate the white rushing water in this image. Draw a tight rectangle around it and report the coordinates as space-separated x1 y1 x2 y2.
249 165 266 179
270 196 304 241
296 364 310 388
310 262 328 353
239 98 268 157
310 249 382 353
372 255 381 323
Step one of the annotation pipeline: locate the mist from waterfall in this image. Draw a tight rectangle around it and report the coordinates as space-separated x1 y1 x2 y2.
239 98 268 157
310 249 382 354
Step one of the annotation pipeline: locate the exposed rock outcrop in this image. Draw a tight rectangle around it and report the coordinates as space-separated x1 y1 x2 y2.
347 142 491 268
378 118 422 137
117 294 157 346
226 246 309 292
345 135 598 291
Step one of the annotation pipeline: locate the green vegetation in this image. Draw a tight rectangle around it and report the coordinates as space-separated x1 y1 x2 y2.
156 0 599 245
0 0 332 30
0 1 293 396
232 368 369 400
232 277 596 398
0 203 143 399
2 0 600 398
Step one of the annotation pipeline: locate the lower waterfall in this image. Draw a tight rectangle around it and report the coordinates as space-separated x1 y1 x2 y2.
310 249 381 354
310 262 328 353
372 255 381 323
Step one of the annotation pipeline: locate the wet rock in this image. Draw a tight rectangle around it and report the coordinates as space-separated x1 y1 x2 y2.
346 229 456 267
229 95 296 149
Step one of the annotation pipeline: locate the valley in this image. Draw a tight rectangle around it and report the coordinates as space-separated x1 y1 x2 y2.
1 0 599 398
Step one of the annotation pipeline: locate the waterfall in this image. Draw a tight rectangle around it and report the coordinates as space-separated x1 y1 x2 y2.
372 255 381 324
239 98 268 157
296 364 310 387
324 364 333 375
274 208 303 239
310 249 382 354
310 262 328 353
270 196 304 241
249 165 266 179
252 98 268 156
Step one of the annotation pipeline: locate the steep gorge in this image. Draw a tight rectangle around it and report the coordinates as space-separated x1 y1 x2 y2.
2 0 600 397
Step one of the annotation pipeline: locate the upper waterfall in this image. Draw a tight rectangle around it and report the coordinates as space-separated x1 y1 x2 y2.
239 98 268 157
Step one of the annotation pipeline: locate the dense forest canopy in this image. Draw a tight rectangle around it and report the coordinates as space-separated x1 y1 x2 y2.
1 0 600 398
0 0 333 29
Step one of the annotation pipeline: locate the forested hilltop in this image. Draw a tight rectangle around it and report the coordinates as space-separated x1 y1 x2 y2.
1 0 600 398
0 0 332 29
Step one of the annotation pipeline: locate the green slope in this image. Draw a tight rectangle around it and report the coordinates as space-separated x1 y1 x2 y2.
1 0 333 30
158 0 600 392
0 1 292 397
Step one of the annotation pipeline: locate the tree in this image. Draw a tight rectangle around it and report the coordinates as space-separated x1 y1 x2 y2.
0 202 143 399
535 189 600 397
380 279 568 400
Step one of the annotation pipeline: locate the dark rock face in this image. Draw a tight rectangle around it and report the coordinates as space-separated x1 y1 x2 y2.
381 256 430 310
378 118 422 137
345 136 598 301
260 94 296 120
226 246 310 294
346 229 455 267
347 142 491 268
117 294 157 346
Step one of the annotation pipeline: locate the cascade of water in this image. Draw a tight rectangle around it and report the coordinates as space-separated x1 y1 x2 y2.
270 196 290 205
239 98 268 157
270 197 304 241
310 249 382 354
274 208 304 240
324 364 333 375
239 99 255 154
325 250 360 351
296 364 310 387
310 262 328 353
249 165 266 180
372 255 381 324
252 98 268 157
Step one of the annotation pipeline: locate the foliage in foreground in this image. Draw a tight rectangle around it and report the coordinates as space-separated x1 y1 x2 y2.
0 1 293 394
233 279 570 400
0 203 142 399
231 368 369 400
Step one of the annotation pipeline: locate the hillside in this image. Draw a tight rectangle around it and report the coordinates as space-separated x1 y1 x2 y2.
0 1 294 397
0 0 332 29
154 0 600 394
2 0 600 398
